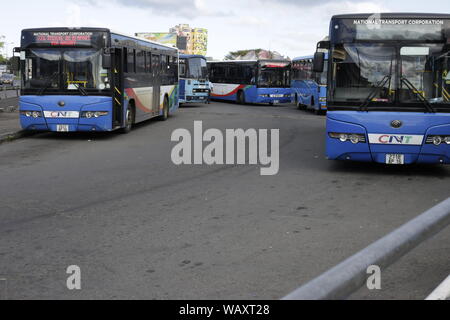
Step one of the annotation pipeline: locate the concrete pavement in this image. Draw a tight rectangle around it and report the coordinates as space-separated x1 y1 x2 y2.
0 101 449 300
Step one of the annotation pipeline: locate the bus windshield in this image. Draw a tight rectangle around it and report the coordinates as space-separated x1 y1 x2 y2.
331 43 396 104
186 57 208 80
258 66 290 88
331 42 450 107
400 44 450 105
24 48 110 93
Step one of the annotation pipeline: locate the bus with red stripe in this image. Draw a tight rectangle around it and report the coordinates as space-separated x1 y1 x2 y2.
207 60 292 105
14 27 179 134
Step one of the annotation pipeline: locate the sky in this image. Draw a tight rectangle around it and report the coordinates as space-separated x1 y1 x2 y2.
1 0 450 60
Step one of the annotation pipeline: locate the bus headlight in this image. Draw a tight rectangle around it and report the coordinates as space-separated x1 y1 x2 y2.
329 132 366 143
82 111 109 119
21 111 42 118
426 135 450 145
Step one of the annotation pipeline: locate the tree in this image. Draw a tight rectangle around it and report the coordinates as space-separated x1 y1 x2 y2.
0 35 7 64
224 49 287 61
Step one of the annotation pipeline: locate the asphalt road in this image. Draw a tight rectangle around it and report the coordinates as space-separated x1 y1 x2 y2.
0 101 449 300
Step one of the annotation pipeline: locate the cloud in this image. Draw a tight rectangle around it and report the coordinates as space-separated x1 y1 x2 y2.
75 0 232 19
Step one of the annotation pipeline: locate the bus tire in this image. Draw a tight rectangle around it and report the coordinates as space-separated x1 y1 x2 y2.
237 90 245 104
120 104 134 134
159 96 169 121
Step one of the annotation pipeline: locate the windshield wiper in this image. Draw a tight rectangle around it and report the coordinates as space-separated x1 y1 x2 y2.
400 77 435 113
38 72 59 96
359 74 392 111
73 83 88 96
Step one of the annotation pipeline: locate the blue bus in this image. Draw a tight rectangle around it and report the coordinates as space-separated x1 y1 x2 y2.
314 13 450 164
12 27 179 133
179 54 210 105
291 48 328 115
208 60 291 105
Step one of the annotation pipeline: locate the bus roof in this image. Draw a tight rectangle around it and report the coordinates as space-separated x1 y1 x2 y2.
208 59 290 64
21 27 178 52
332 13 450 20
180 54 206 59
293 53 328 62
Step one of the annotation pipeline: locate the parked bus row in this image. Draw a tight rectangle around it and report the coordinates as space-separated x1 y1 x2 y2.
11 27 327 136
10 12 450 166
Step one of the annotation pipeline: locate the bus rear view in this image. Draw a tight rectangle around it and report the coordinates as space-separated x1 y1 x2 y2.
317 13 450 164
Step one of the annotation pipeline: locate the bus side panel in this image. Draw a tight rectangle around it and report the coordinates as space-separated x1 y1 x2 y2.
211 83 249 102
292 80 317 109
319 85 327 111
124 87 154 124
160 84 179 114
179 79 187 103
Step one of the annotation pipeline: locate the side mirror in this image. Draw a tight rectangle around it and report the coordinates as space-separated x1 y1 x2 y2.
317 41 330 50
313 52 325 73
102 54 112 69
10 56 20 72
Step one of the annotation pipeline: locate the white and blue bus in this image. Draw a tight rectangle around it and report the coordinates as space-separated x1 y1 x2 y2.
291 44 328 115
208 60 291 105
12 27 179 133
179 54 210 105
314 13 450 164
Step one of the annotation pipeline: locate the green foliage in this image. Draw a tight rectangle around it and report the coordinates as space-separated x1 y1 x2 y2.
0 35 6 64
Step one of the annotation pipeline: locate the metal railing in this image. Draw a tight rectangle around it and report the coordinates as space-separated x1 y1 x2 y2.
283 197 450 300
0 85 20 100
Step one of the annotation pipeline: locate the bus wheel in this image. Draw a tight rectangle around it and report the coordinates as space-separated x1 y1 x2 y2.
121 105 134 134
159 96 169 121
237 91 245 104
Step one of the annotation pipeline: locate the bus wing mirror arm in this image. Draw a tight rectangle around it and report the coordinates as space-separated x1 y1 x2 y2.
102 48 115 69
313 52 325 73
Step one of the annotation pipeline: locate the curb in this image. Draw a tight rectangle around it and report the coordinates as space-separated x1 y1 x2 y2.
0 130 37 145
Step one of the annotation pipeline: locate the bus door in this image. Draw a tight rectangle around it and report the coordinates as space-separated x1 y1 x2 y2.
152 54 161 116
111 48 124 127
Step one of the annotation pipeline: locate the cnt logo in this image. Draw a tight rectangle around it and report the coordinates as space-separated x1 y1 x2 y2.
378 135 414 144
368 133 424 145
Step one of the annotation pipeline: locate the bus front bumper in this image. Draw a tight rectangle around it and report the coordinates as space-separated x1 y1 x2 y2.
326 116 450 165
19 96 114 132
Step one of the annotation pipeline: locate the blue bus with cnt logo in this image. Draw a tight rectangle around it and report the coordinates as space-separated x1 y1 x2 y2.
314 13 450 164
291 45 328 115
208 60 292 105
12 27 179 134
179 54 210 105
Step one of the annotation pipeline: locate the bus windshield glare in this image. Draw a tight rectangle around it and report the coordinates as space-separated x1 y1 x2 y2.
24 48 110 93
258 66 290 88
331 43 450 107
186 57 208 80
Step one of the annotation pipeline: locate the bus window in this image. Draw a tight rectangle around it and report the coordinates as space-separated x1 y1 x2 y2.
146 52 152 73
136 50 146 73
152 54 160 75
127 49 135 73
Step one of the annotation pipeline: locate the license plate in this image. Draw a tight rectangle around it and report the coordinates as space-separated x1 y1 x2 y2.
199 97 205 100
57 125 69 132
386 154 405 165
273 100 279 104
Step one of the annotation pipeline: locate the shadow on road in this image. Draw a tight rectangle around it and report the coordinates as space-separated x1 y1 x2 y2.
328 160 450 178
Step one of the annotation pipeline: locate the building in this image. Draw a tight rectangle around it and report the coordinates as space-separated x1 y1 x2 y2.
138 24 208 56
